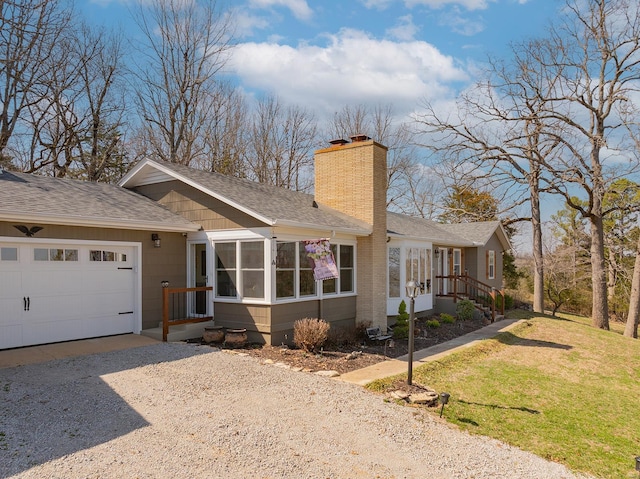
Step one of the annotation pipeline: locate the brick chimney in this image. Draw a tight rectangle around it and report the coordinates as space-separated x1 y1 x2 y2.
314 135 388 331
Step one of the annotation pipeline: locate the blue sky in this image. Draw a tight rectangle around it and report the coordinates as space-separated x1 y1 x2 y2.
82 0 556 123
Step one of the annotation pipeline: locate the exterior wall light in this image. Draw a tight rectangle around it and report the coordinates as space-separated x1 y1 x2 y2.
434 248 440 258
152 233 161 248
405 279 420 385
161 280 169 288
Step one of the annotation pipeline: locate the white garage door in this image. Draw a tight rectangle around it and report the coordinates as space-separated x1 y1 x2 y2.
0 240 139 349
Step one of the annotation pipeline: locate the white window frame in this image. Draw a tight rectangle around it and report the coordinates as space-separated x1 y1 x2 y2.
488 250 496 280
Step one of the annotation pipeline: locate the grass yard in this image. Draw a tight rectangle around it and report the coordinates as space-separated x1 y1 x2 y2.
367 312 640 478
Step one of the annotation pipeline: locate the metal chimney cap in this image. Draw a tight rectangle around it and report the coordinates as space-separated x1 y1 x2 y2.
350 134 371 142
329 138 349 146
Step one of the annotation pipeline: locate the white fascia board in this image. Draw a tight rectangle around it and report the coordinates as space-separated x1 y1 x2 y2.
272 219 371 236
0 212 200 233
121 159 276 226
117 158 154 187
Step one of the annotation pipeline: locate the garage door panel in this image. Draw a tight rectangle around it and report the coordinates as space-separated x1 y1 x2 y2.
0 242 139 349
23 318 85 346
0 324 23 349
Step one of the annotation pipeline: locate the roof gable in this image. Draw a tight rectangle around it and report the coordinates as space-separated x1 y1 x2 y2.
120 159 372 235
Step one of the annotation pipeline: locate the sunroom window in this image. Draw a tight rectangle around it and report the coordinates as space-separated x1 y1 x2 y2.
216 242 237 297
276 241 354 299
216 241 265 300
405 247 432 294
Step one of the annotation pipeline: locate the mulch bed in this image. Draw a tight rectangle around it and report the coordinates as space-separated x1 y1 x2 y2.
191 317 490 376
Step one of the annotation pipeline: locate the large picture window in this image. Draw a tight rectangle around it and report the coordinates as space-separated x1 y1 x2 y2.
276 241 354 299
388 247 401 298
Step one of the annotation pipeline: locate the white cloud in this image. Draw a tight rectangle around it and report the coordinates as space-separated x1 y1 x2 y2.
386 14 419 41
229 29 469 120
405 0 492 10
438 8 485 35
360 0 492 10
233 11 272 37
248 0 313 20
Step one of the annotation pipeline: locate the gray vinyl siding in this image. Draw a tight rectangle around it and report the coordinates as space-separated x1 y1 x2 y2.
213 296 357 346
0 221 187 330
133 181 267 230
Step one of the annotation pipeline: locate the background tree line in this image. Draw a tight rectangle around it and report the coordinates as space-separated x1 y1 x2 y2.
3 0 640 336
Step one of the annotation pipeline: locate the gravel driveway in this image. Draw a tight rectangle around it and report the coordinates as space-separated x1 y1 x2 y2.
1 342 591 479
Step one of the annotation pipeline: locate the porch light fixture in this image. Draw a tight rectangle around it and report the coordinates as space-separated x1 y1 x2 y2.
405 280 420 385
151 233 161 248
161 280 169 288
434 249 440 258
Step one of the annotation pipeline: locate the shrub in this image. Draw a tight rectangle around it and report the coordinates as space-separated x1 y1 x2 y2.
440 313 455 324
456 299 476 321
425 319 441 328
293 318 330 352
393 300 410 339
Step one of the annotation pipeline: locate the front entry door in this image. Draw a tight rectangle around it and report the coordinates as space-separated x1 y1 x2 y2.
190 243 209 316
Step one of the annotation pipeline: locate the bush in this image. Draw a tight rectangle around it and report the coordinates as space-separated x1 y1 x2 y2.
440 313 455 324
456 299 476 321
293 318 330 352
425 319 441 328
393 300 410 339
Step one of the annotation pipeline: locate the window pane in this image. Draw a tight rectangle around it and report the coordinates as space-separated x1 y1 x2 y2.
340 268 353 292
34 248 48 261
119 253 127 262
276 270 295 298
340 245 354 293
243 270 264 298
276 242 295 268
323 278 336 294
388 247 400 297
50 249 64 261
216 270 236 297
90 250 102 261
1 247 17 261
340 245 353 267
216 243 236 268
65 249 78 261
241 241 263 269
299 269 316 296
103 251 115 262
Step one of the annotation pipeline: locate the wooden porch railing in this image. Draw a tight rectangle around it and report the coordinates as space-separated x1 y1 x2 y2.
435 274 505 322
161 285 213 342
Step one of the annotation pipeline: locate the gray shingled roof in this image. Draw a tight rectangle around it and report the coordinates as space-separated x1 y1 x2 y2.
386 211 474 246
0 170 200 231
136 160 372 234
438 221 504 246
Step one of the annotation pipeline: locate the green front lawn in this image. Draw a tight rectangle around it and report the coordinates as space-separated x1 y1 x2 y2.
368 313 640 478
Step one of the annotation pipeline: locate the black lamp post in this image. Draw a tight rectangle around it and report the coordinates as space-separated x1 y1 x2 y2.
405 279 420 385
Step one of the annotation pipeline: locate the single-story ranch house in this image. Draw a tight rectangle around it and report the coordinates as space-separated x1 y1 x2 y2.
0 136 510 349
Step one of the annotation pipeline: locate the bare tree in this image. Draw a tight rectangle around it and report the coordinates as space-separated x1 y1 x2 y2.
198 81 248 178
131 0 234 165
246 95 318 191
624 234 640 338
533 0 640 329
413 48 561 314
17 22 128 181
0 0 72 166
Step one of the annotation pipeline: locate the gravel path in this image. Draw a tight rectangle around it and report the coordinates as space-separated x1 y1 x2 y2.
1 342 591 479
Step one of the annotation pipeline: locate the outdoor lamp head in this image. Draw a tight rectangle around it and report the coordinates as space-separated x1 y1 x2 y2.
405 280 419 298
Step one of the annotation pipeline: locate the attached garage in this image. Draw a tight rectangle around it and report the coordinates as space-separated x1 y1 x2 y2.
0 169 202 350
0 239 140 349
